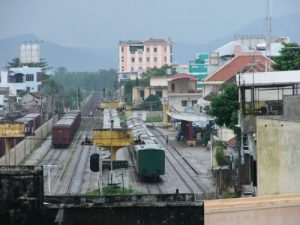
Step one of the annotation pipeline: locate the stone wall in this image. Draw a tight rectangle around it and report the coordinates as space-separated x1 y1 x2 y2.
0 166 44 225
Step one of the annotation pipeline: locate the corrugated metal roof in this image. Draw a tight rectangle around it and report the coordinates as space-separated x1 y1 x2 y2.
55 118 74 126
215 41 249 57
236 70 300 87
167 111 214 123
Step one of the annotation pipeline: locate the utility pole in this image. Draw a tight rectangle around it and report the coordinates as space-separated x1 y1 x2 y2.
266 0 272 63
77 88 79 110
43 164 60 195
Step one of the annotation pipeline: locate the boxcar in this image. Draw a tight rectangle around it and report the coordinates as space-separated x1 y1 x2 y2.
24 113 41 129
52 118 75 148
15 113 41 135
65 110 81 128
134 143 165 180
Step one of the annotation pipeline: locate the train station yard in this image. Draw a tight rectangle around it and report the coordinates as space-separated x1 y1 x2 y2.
8 91 216 197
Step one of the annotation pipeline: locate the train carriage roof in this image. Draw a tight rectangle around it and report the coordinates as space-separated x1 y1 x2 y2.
135 143 165 152
55 118 75 126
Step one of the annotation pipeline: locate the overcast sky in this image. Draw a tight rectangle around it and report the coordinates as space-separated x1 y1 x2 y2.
0 0 299 48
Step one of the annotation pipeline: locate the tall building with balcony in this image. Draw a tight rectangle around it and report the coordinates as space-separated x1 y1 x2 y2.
118 38 172 81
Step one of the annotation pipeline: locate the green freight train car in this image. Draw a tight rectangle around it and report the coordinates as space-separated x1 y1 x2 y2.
134 143 165 180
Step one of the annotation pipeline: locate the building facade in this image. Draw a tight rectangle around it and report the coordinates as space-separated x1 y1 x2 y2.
132 77 169 107
189 53 209 90
0 66 42 96
237 70 300 196
118 38 172 81
167 74 201 112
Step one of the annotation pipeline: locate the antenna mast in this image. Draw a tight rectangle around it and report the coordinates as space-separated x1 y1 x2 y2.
266 0 272 57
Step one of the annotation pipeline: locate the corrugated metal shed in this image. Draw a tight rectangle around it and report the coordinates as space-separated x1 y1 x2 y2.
236 70 300 87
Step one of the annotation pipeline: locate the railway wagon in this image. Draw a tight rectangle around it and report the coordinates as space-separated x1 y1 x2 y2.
134 143 165 180
15 113 41 135
52 118 76 148
65 110 81 128
127 117 165 180
24 113 41 130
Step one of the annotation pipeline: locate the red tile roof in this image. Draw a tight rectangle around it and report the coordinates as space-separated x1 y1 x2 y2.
30 92 43 99
226 137 237 148
171 73 197 81
205 54 274 82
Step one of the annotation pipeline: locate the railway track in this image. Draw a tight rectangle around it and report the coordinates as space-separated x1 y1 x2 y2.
151 128 209 196
127 146 163 194
48 91 103 195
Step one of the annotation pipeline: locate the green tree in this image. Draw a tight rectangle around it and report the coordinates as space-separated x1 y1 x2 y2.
5 58 20 69
210 83 239 132
142 94 162 111
273 42 300 71
5 57 51 71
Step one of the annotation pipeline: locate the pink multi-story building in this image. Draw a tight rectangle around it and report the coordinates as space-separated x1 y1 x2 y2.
118 38 172 81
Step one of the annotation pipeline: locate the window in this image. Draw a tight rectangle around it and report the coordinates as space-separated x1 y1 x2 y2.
154 57 157 62
121 56 124 62
171 83 175 92
140 90 144 98
139 57 142 62
26 87 30 92
146 57 150 62
26 74 34 81
164 46 167 52
154 47 157 52
131 57 135 62
181 100 187 107
155 90 162 98
164 56 167 62
131 67 134 71
146 47 150 52
192 100 197 106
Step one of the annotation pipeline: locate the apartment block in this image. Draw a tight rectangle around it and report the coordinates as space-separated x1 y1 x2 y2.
118 38 172 81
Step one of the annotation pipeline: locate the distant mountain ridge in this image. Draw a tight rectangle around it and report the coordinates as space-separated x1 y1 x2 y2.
0 34 118 72
0 13 299 71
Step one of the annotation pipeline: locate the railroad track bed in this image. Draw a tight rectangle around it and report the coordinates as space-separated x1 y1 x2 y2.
124 126 214 195
21 91 104 196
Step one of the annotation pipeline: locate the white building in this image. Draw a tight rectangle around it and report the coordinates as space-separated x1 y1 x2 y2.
0 66 42 96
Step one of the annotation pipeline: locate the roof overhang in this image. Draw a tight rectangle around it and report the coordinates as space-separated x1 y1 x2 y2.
236 70 300 87
167 111 214 122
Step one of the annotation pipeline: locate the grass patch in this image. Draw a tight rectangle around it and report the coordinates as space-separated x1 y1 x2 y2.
146 115 163 123
223 191 236 198
60 134 82 179
86 186 140 196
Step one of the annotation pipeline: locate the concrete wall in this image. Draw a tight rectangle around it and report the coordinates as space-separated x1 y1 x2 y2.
205 194 300 225
283 95 300 121
168 94 201 112
0 115 58 165
256 117 300 196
